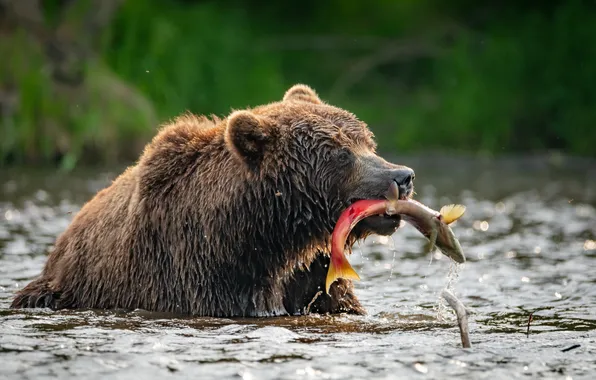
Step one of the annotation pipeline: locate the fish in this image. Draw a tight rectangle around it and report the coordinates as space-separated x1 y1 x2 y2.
325 182 466 294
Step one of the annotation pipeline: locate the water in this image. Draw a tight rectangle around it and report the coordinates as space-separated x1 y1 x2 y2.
1 154 596 380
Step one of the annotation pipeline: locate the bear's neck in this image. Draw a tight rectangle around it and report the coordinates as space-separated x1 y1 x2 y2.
140 154 339 316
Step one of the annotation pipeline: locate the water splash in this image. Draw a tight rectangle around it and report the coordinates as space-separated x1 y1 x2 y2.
388 236 398 282
356 241 365 261
434 261 464 321
427 245 435 266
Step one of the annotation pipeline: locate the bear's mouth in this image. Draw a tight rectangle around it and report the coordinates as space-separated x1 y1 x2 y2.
346 198 403 238
345 180 413 238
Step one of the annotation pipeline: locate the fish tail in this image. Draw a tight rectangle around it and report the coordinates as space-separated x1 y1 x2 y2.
439 204 466 225
325 255 361 294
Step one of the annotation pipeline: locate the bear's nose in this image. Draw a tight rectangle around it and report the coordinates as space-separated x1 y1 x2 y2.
393 168 415 199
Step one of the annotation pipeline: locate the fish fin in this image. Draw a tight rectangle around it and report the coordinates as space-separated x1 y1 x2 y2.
427 225 438 255
439 204 466 225
325 256 361 294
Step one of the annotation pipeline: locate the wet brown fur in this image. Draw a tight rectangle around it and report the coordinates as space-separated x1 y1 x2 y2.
11 84 387 317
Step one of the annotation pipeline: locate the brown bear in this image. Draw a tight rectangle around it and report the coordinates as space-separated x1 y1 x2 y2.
11 84 415 317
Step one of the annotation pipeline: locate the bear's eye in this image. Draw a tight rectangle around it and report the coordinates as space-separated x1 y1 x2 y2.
335 149 354 165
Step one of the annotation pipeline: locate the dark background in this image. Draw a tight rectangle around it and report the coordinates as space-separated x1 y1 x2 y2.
1 0 595 169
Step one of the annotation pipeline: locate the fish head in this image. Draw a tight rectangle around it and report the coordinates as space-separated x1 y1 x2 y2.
435 219 466 264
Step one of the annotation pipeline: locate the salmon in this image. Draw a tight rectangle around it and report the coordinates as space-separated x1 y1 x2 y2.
325 182 466 293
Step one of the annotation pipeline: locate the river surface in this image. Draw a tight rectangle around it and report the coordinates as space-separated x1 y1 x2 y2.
1 154 595 380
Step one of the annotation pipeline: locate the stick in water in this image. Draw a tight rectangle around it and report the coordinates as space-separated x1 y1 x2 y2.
526 312 534 338
441 289 471 348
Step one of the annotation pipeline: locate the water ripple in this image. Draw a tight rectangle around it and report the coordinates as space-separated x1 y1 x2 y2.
1 157 595 379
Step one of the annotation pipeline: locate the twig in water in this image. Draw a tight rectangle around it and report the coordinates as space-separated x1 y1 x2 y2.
304 290 323 315
526 312 534 337
441 289 471 348
561 344 581 352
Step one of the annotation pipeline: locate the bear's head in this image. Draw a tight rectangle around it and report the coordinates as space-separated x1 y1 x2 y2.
223 84 415 256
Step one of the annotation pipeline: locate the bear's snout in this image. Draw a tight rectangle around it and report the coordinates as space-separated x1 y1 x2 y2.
349 154 415 202
393 167 415 200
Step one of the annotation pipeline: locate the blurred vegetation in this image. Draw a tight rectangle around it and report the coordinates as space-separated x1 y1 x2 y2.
1 0 595 169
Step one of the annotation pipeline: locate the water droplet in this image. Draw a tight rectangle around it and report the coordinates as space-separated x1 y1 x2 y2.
534 246 541 254
4 210 12 221
521 276 530 283
584 240 596 251
505 250 517 258
414 363 428 374
449 359 467 367
473 220 489 231
555 292 562 299
495 202 506 213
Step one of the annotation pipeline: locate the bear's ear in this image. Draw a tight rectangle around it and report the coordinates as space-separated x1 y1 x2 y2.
225 110 276 167
283 84 322 104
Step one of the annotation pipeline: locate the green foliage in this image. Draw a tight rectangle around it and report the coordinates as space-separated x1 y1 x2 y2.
101 0 287 119
0 31 155 169
2 0 595 168
389 0 596 156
